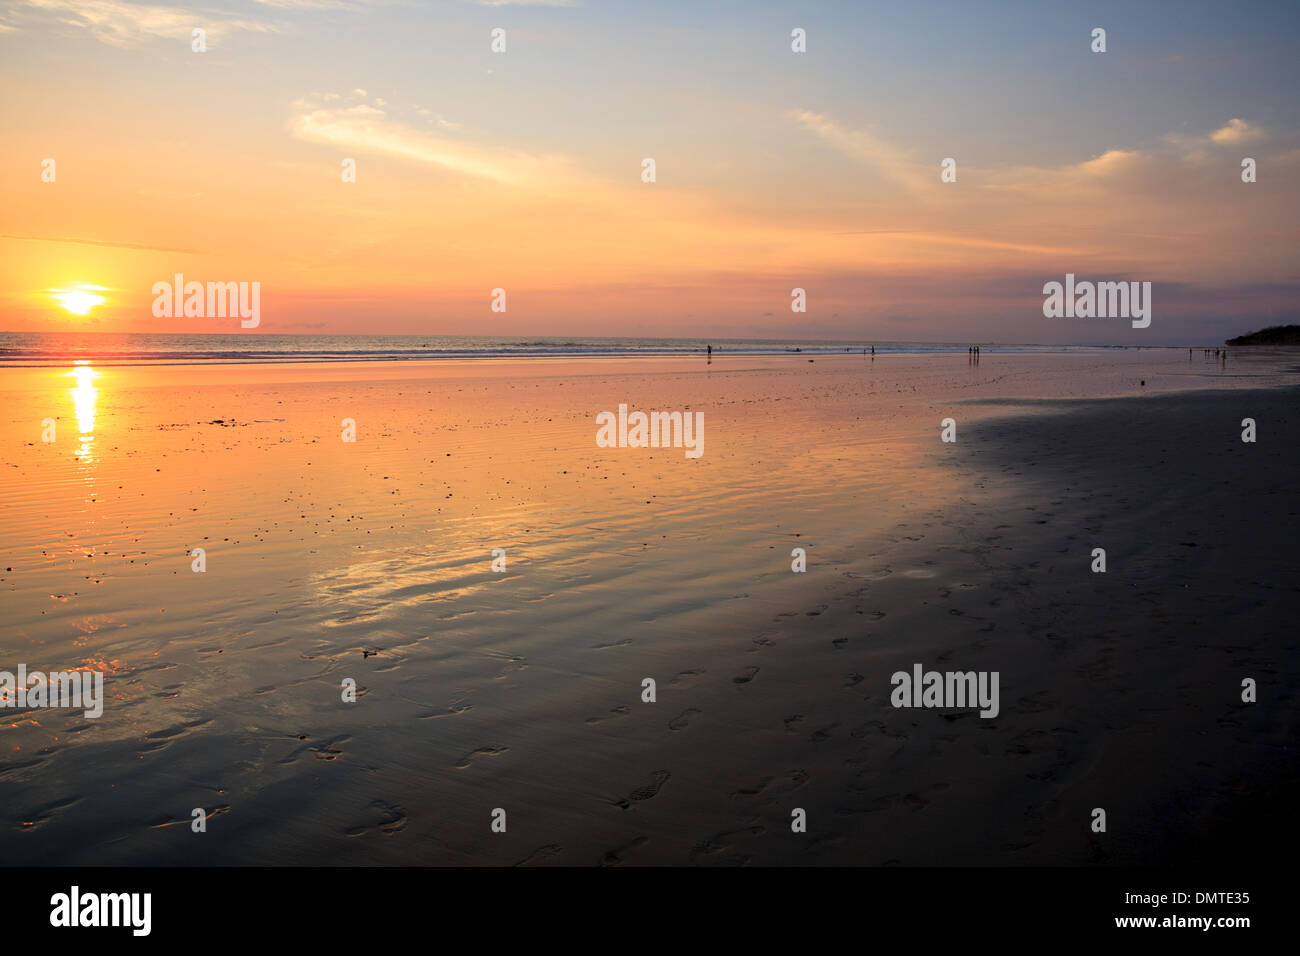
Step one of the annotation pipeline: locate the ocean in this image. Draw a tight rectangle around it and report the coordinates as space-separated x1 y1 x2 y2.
0 331 1126 366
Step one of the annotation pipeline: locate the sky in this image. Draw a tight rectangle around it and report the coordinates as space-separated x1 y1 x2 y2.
1 0 1298 344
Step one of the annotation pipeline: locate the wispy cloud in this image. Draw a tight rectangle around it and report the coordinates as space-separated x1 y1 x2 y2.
832 231 1087 257
250 0 366 9
287 93 569 185
471 0 577 7
1 234 206 254
24 0 280 47
787 110 928 192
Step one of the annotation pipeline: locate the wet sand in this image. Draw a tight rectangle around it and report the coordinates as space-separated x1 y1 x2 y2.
1 348 1297 864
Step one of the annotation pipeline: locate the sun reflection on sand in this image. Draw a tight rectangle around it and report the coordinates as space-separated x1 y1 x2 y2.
69 364 97 463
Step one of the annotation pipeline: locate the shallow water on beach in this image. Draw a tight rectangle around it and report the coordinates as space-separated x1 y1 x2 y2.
1 349 1296 864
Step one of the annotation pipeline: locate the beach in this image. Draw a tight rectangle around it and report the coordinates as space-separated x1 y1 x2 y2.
1 347 1297 865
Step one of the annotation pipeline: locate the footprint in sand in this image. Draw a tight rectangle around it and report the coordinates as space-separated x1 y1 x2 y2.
585 705 631 724
733 666 759 685
599 836 648 866
832 636 849 648
455 745 509 769
277 734 351 765
731 776 774 798
731 769 808 800
668 708 700 731
494 656 527 678
903 783 950 811
851 720 906 740
613 770 670 809
836 795 897 814
344 799 408 836
808 722 839 743
689 825 765 865
670 669 705 685
144 716 212 741
418 700 473 720
311 738 349 760
515 844 563 866
783 714 804 733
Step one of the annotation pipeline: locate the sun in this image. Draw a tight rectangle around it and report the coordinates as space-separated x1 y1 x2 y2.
51 286 108 316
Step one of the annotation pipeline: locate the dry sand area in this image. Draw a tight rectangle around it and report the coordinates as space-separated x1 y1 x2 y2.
1 347 1297 864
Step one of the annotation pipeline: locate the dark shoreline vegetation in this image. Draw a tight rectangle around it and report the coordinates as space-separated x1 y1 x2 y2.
1225 325 1300 346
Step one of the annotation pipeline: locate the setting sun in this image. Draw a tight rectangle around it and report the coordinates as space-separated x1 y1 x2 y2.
51 287 107 316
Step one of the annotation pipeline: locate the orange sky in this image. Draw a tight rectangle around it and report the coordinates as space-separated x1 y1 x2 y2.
2 1 1298 344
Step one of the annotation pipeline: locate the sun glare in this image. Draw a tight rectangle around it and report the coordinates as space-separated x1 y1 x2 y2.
52 287 108 316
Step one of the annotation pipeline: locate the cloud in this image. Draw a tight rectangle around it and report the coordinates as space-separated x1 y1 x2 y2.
1 234 206 254
250 0 365 9
832 230 1087 257
1210 118 1264 145
1164 119 1267 163
413 106 460 129
287 95 569 185
1072 149 1142 177
472 0 576 6
24 0 280 46
787 110 927 191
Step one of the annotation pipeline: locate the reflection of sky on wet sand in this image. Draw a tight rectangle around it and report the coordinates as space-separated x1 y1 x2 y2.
3 352 1298 864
